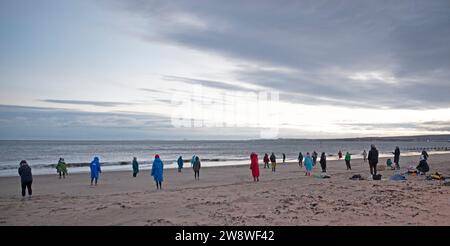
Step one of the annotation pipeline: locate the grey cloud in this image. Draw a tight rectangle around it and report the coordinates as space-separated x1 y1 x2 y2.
162 75 255 92
42 99 135 107
0 105 266 140
111 0 450 109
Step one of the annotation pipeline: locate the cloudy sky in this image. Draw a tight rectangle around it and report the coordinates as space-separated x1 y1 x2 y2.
1 0 450 140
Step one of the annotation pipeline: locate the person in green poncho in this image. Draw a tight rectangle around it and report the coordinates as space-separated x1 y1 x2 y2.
344 152 352 170
56 158 68 179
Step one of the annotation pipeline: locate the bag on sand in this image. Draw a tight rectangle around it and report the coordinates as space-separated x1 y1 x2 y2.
373 174 382 180
350 174 365 180
430 172 445 180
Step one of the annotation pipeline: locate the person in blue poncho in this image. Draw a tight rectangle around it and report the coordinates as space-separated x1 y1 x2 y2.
177 156 183 172
191 155 197 167
304 152 313 176
151 154 164 190
90 157 101 186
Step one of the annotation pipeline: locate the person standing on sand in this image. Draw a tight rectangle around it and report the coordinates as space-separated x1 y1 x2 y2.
132 157 139 177
304 153 313 176
319 152 327 173
344 152 352 170
270 152 276 172
362 150 367 162
177 156 184 172
421 149 429 161
151 154 164 190
18 160 33 198
298 152 303 168
56 158 68 179
367 145 379 175
193 156 201 180
90 157 101 186
393 146 400 170
338 150 343 160
282 153 286 163
191 155 197 167
312 151 318 166
250 152 260 182
263 153 270 169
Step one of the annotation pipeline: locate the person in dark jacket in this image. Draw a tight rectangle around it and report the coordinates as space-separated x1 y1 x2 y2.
270 152 276 172
282 153 286 163
312 151 318 166
367 144 379 175
132 157 139 177
416 155 429 174
393 146 400 170
263 153 270 169
193 156 201 180
319 152 327 173
298 152 303 168
421 149 429 161
18 160 33 198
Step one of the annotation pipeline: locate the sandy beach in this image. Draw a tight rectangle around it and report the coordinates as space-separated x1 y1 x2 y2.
0 153 449 226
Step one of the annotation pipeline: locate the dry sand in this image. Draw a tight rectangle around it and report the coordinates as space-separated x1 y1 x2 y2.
0 153 449 225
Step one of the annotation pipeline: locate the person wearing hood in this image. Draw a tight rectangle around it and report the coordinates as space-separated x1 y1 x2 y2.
263 153 270 169
367 145 379 175
151 154 164 189
344 152 352 170
319 152 327 173
18 160 33 198
132 157 139 177
304 153 313 176
416 154 430 175
250 152 260 182
90 157 101 186
393 146 400 170
298 152 303 168
269 152 276 172
386 158 394 169
421 149 429 161
191 155 197 167
56 158 68 179
193 156 201 180
312 151 318 166
177 156 184 172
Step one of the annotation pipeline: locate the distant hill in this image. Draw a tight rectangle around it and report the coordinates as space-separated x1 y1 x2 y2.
324 134 450 142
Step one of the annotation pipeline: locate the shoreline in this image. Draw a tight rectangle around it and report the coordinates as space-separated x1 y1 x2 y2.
0 150 448 178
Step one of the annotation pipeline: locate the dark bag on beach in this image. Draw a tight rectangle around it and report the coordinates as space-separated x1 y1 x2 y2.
373 174 382 180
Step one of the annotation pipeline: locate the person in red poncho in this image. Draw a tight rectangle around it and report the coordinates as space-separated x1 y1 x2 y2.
250 152 260 182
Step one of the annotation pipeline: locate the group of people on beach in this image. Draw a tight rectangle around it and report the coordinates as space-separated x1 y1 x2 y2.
130 154 202 189
17 145 433 197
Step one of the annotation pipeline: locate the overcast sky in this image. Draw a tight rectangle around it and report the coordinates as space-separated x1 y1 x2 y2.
1 0 449 140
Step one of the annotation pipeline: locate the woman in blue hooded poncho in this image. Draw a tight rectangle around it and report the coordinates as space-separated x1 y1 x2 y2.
90 157 101 186
304 152 313 176
151 154 164 190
